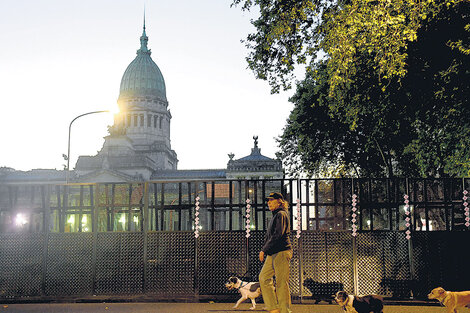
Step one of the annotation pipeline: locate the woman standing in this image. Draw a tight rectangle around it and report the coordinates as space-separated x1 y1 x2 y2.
259 192 293 313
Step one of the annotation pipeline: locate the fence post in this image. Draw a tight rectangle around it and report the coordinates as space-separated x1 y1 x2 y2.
297 178 303 303
41 184 51 296
91 184 98 295
142 182 149 294
406 178 416 298
351 178 359 295
194 190 200 300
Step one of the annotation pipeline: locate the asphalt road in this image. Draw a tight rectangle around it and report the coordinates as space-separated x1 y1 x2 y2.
0 302 446 313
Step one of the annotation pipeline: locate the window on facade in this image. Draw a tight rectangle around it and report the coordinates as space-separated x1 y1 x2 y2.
154 116 157 128
159 116 163 129
147 114 152 127
140 114 144 127
133 115 138 127
64 212 92 232
127 114 131 127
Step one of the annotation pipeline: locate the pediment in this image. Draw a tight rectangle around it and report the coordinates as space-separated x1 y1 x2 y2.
74 169 137 183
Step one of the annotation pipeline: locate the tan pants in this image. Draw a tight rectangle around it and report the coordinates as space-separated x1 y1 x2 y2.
259 250 293 313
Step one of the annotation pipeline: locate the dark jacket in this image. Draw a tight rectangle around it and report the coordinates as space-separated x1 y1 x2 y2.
262 208 292 255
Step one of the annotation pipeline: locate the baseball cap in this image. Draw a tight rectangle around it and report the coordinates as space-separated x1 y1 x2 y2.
265 192 284 201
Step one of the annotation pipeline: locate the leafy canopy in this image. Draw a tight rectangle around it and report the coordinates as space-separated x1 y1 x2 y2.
232 0 464 96
276 2 470 177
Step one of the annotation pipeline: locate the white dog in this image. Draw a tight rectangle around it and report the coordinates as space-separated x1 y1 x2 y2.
225 276 262 310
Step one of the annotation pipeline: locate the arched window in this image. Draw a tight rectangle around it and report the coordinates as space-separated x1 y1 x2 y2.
159 116 163 129
133 115 138 127
154 116 158 128
127 114 131 127
140 114 144 127
147 114 152 127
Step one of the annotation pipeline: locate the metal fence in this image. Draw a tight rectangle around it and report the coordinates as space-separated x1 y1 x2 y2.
0 178 469 301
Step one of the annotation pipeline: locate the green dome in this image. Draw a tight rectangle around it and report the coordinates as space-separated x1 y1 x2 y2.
119 26 166 101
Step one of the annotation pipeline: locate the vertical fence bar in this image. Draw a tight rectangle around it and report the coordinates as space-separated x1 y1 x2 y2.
314 180 319 230
229 181 233 231
245 181 250 272
351 178 359 295
262 180 266 231
254 180 258 231
41 184 51 296
194 187 199 300
160 184 165 231
91 184 98 295
142 182 149 293
387 178 393 230
178 182 182 231
297 178 303 303
406 178 416 298
127 184 132 231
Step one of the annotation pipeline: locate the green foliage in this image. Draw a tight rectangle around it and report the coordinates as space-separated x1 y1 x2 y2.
276 2 470 177
232 0 465 99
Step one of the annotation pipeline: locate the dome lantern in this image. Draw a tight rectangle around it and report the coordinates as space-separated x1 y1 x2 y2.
118 17 166 102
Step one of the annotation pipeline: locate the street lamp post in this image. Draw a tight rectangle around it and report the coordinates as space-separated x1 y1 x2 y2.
66 110 110 183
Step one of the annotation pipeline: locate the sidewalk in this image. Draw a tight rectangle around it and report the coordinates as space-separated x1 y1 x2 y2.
0 302 445 313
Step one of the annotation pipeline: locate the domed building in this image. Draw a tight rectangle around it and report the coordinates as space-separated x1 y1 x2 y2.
0 20 283 184
74 21 178 182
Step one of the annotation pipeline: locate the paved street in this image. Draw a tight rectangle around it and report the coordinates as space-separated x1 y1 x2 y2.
0 302 445 313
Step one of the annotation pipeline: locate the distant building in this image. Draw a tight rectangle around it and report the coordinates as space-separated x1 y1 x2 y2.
0 22 283 184
226 136 282 180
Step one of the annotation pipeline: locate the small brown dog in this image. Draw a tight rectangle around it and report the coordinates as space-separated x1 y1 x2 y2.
428 287 470 313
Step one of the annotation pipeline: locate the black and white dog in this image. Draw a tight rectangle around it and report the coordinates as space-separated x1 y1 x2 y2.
225 276 262 310
335 290 384 313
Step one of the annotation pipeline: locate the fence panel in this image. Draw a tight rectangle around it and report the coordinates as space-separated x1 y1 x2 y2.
197 231 247 295
300 231 353 300
356 232 411 298
44 233 94 296
0 233 44 297
146 232 195 295
95 232 144 295
412 232 470 299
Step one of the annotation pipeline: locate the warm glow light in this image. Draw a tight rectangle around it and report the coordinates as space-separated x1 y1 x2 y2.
67 215 75 224
119 214 126 225
81 215 88 230
133 216 139 223
15 213 28 227
108 103 120 115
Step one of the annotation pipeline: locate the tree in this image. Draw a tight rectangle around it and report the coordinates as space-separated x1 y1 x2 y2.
276 2 470 177
279 59 414 177
232 0 467 123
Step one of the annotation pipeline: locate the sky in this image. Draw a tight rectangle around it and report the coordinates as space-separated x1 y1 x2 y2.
0 0 296 172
